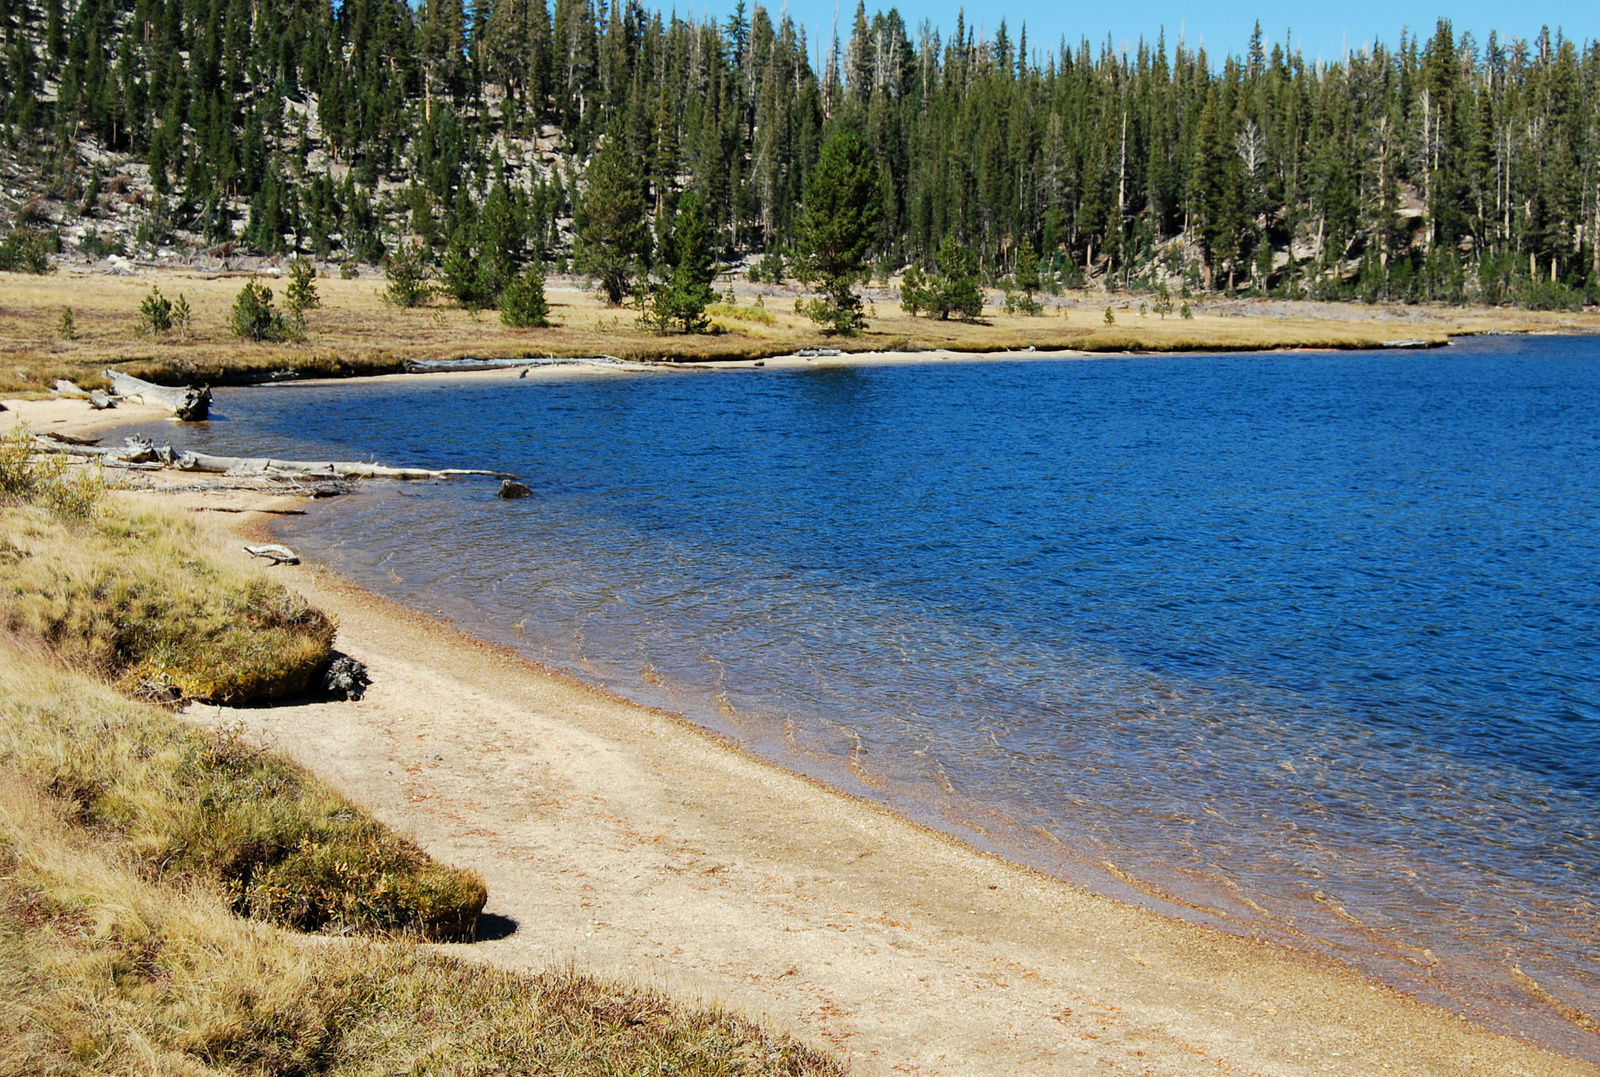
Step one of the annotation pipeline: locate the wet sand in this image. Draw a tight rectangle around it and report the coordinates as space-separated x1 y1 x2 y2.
9 394 1597 1076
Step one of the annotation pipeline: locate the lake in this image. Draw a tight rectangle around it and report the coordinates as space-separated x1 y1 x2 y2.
144 335 1600 1057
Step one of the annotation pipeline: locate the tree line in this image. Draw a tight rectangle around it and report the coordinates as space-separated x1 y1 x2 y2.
1 0 1597 311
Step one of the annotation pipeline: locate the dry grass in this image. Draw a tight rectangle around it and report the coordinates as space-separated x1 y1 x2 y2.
0 492 332 705
0 656 487 941
7 268 1598 393
0 704 840 1076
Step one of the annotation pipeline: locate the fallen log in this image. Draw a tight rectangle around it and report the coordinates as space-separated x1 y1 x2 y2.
105 371 212 421
403 354 645 374
31 435 513 484
38 430 101 446
244 543 300 565
175 450 515 481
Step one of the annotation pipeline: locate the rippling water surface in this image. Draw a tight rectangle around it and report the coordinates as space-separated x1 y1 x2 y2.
153 337 1600 1056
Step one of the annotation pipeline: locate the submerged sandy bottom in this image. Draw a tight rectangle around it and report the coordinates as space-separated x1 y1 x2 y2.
147 493 1586 1077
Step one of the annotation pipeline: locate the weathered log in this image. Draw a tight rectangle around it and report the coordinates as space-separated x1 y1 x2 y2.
38 430 101 446
403 354 642 374
104 371 212 421
244 543 300 565
175 450 512 481
30 436 115 457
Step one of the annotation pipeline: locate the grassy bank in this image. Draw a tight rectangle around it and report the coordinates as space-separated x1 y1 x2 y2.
0 658 487 940
0 495 334 705
8 267 1598 393
0 442 486 940
0 717 840 1076
0 435 842 1073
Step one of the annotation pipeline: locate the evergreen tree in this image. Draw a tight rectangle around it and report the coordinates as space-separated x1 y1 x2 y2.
501 263 551 326
575 119 648 305
645 190 717 332
924 234 982 320
0 0 1595 310
794 129 879 332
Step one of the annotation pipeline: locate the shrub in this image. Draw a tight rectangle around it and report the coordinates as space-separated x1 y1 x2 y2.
0 228 57 273
230 278 298 342
0 430 103 518
340 258 361 278
1003 288 1042 315
749 249 785 284
500 264 550 327
1517 278 1586 312
58 307 77 339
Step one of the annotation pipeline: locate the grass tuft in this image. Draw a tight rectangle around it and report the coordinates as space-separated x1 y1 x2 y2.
1 656 487 940
0 733 840 1075
0 499 333 704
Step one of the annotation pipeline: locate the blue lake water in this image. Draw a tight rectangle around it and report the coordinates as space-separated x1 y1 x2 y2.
145 336 1600 1057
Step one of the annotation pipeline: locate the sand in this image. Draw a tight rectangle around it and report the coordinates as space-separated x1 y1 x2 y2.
10 394 1597 1076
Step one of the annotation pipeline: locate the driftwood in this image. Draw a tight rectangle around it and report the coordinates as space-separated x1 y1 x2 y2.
105 371 212 421
403 355 645 374
38 430 101 446
244 543 300 565
28 434 514 486
176 450 513 481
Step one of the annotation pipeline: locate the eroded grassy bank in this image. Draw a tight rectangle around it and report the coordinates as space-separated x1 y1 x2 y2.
0 441 842 1075
0 747 839 1076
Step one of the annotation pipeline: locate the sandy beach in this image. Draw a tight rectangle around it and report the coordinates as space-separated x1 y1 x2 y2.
6 393 1597 1076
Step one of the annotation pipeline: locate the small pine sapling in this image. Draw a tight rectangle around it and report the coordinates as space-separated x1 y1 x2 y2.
230 279 296 342
500 265 551 328
285 257 320 320
136 285 174 335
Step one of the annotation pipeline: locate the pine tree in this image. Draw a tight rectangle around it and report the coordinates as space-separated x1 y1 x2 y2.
501 263 551 326
575 119 648 305
645 190 717 332
794 129 880 332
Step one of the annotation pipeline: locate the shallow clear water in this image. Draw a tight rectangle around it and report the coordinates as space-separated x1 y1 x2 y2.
147 337 1600 1057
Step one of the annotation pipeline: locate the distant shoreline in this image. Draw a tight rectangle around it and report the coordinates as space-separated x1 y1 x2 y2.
5 266 1599 397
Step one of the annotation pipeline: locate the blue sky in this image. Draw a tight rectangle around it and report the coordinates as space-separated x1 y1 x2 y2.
694 0 1597 66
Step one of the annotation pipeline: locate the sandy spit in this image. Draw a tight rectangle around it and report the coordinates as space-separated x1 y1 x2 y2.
10 397 1596 1076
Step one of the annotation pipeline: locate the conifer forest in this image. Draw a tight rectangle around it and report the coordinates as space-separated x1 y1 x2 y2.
1 0 1598 309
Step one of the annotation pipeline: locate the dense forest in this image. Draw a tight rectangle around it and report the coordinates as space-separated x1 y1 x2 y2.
1 0 1597 307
